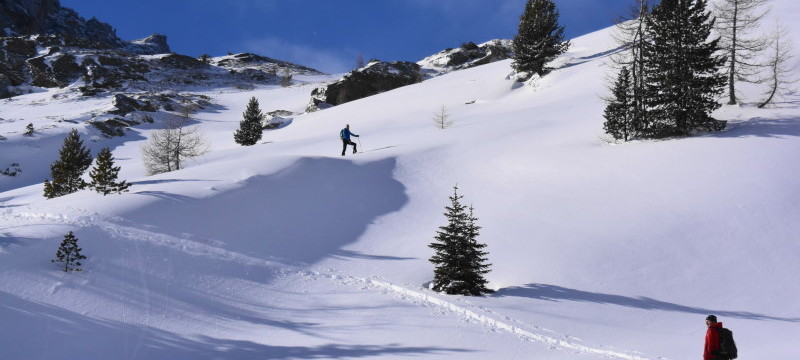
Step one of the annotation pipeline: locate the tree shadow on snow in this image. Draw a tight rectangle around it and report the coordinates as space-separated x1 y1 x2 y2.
494 283 800 322
711 115 800 139
121 157 409 265
0 291 473 360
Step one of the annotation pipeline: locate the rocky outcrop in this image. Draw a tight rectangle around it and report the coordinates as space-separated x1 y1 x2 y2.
308 60 421 111
0 0 123 47
213 52 323 77
417 39 514 76
109 93 157 115
1 0 61 37
126 34 170 55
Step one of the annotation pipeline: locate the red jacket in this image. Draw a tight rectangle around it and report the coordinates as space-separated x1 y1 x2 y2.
704 322 723 360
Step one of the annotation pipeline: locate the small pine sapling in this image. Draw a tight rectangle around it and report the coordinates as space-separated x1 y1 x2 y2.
52 231 87 272
24 123 34 136
89 147 130 195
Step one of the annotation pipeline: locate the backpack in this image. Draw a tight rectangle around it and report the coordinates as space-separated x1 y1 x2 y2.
715 327 738 359
340 129 345 140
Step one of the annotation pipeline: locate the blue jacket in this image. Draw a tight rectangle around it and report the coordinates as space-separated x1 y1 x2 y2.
340 128 358 141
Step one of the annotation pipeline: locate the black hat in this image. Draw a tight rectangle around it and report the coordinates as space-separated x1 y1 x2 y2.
706 315 717 322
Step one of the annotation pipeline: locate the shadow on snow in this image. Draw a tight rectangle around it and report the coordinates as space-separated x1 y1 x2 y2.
0 291 473 360
494 283 800 322
121 157 409 265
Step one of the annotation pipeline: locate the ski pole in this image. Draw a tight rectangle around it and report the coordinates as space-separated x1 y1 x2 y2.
358 137 363 152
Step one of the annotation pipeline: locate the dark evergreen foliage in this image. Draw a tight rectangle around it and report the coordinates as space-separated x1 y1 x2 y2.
234 97 264 146
429 186 493 296
641 0 727 138
89 147 130 195
43 129 93 198
52 231 87 272
603 67 638 141
512 0 570 77
24 123 34 136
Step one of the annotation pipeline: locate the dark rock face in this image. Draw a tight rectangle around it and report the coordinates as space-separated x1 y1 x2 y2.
0 0 123 47
0 0 170 53
213 52 322 77
0 0 61 37
418 39 514 75
157 54 208 70
308 60 421 110
27 56 60 87
110 93 157 115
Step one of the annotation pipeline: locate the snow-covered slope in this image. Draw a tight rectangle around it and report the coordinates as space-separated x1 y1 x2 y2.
2 2 799 359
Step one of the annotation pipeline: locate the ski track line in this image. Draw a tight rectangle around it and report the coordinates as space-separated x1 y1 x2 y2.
317 270 656 360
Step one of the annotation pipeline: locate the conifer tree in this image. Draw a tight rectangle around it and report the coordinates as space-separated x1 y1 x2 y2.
234 97 264 146
52 231 86 272
603 67 638 141
460 205 493 295
89 147 130 195
43 129 93 198
429 186 493 296
512 0 570 77
642 0 727 138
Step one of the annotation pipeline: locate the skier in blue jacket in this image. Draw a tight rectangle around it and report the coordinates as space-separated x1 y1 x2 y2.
340 124 359 156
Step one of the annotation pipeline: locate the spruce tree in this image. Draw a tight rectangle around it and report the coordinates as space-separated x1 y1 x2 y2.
603 67 637 141
43 129 93 198
234 97 264 146
461 205 493 295
512 0 570 77
429 186 493 296
89 147 130 195
52 231 87 272
642 0 727 138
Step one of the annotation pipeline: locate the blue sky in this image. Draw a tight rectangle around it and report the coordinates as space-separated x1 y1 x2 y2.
60 0 634 74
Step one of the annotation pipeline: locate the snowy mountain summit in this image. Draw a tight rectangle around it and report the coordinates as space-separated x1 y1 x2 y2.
1 0 800 360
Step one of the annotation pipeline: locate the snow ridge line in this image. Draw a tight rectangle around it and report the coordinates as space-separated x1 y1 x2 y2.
329 273 654 360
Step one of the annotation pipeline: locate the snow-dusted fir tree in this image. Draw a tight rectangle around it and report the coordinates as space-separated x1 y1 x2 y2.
52 231 86 272
642 0 727 138
429 186 493 296
89 147 130 195
512 0 570 77
713 0 770 105
43 129 93 198
234 97 264 146
603 67 637 141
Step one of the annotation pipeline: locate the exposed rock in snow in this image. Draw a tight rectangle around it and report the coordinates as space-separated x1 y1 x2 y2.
417 39 513 77
307 60 421 111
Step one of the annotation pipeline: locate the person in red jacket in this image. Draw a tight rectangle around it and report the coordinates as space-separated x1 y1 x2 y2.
704 315 723 360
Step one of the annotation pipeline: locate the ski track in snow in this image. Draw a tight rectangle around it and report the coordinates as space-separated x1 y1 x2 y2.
312 268 657 360
2 207 654 360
